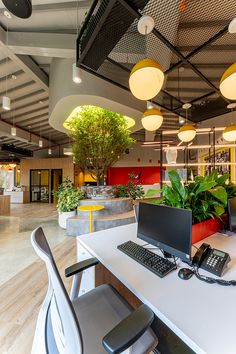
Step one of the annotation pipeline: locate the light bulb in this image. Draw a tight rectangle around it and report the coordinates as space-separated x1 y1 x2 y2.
72 63 82 84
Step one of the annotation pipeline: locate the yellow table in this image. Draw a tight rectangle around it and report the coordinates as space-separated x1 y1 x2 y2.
78 205 105 233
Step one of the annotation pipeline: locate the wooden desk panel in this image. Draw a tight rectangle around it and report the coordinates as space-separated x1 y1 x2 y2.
0 195 10 214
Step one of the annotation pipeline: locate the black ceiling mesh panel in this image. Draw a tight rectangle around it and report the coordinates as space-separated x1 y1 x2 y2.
78 0 236 124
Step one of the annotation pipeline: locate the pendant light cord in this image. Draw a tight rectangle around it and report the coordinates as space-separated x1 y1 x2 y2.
5 21 9 95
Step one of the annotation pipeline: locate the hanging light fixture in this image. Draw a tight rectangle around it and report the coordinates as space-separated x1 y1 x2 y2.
141 108 163 131
72 63 82 84
3 22 11 111
178 103 196 142
11 100 16 136
9 163 16 168
2 0 32 19
220 63 236 100
39 139 43 148
228 17 236 33
48 148 52 155
11 126 16 136
129 16 164 100
63 147 73 156
223 103 236 142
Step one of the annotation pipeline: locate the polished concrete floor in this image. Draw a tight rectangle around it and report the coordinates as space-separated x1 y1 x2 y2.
0 203 76 354
0 203 67 285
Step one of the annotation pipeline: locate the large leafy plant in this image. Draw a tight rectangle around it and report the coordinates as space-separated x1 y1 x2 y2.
147 170 236 224
67 106 134 186
54 177 85 213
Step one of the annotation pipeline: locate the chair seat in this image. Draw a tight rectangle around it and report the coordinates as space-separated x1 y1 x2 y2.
73 284 158 354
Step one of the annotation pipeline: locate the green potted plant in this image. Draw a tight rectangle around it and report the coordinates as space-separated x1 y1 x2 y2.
115 172 145 200
54 177 85 229
0 176 5 195
147 170 235 243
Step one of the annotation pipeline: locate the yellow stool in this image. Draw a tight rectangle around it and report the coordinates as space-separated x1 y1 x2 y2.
78 205 105 233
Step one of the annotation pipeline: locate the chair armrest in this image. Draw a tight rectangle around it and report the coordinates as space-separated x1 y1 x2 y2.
102 304 154 354
65 257 99 278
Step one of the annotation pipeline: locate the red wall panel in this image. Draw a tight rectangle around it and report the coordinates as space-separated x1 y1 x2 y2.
108 166 161 185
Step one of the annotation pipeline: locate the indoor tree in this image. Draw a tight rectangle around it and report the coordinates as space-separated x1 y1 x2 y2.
67 106 134 185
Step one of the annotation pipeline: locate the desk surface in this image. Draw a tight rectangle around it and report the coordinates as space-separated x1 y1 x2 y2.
77 223 236 354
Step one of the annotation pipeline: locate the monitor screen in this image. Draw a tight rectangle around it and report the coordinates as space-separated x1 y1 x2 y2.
137 202 192 262
228 197 236 232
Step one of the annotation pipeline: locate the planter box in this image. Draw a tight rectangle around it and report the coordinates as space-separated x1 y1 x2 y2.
58 210 76 229
192 217 224 244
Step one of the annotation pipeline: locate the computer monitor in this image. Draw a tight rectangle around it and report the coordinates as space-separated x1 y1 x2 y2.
137 202 192 262
227 197 236 232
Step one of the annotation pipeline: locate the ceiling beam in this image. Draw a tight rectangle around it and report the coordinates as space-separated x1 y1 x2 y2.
0 69 24 83
0 1 92 12
8 32 76 58
0 81 35 97
15 113 49 126
3 106 49 122
0 26 49 91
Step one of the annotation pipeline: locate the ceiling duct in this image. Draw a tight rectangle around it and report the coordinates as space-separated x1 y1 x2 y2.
78 0 149 70
0 144 33 157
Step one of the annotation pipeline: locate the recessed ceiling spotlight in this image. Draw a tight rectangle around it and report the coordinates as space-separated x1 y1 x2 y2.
39 100 43 104
227 103 236 109
3 10 12 19
182 103 192 110
228 17 236 33
11 74 17 80
179 66 185 73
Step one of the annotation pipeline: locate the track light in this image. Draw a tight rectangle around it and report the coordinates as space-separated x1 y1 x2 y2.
2 96 11 110
73 63 82 84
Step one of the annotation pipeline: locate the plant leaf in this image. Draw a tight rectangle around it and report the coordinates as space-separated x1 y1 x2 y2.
146 189 161 197
168 170 186 201
208 186 227 205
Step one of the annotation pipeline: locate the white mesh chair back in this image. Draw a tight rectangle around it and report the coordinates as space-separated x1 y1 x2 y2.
31 227 83 354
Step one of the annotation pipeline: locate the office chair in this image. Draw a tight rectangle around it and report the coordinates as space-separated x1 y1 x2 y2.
133 203 139 223
31 227 158 354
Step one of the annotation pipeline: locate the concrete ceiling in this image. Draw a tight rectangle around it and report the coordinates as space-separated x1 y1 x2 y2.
0 0 92 159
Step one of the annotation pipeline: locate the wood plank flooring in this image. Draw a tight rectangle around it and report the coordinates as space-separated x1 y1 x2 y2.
0 236 76 354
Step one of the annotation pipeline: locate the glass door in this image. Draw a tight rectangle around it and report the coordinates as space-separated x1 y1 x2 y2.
30 169 50 202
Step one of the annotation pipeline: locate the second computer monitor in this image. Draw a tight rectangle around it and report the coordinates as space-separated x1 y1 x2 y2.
137 202 192 262
228 197 236 232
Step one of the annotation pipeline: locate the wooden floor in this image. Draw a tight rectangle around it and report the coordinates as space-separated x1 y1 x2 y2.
0 236 76 354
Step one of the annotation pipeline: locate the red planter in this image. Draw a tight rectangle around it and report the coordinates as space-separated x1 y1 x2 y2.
192 217 224 244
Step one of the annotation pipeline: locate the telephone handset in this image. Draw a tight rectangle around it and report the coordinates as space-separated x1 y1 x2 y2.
192 243 231 277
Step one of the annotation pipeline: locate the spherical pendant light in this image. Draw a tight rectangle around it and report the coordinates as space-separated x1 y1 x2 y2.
220 63 236 100
223 124 236 142
178 125 196 142
141 108 163 131
129 59 164 100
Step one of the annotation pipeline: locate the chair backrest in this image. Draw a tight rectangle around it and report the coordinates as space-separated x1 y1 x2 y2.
31 227 83 354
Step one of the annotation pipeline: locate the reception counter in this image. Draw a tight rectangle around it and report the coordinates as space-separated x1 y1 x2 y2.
4 191 30 204
0 195 10 214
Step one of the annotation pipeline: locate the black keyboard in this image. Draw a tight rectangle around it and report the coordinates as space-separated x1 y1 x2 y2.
117 240 176 278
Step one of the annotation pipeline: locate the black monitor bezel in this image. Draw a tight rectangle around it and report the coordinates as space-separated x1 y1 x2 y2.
228 197 236 232
137 202 192 263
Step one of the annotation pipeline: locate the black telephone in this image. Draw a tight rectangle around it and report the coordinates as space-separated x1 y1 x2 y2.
192 243 231 277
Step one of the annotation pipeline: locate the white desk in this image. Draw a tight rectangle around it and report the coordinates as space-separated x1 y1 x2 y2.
77 223 236 354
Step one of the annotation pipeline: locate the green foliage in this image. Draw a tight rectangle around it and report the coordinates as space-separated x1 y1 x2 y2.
67 106 134 185
115 173 145 200
53 177 85 213
151 170 232 224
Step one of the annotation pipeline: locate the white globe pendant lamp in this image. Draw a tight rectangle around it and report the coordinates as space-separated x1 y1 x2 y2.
177 103 196 142
129 15 164 100
223 103 236 142
220 63 236 100
141 108 163 131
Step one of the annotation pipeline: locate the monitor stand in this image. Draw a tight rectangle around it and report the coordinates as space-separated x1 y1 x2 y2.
163 250 173 259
